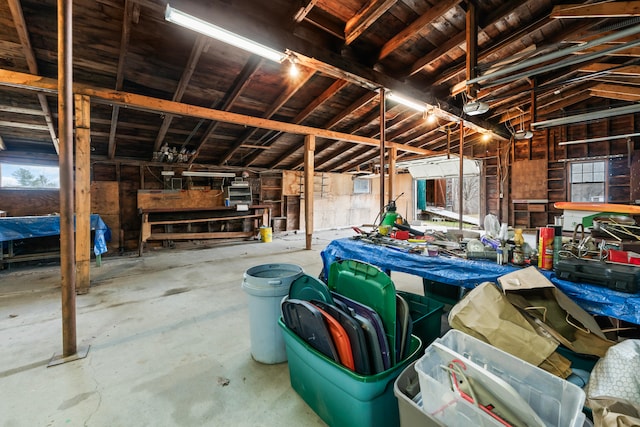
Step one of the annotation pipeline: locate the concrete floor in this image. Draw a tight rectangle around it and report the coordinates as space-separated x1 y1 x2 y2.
0 229 424 427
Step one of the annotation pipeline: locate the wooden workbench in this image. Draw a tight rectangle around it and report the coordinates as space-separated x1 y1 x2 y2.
137 190 269 255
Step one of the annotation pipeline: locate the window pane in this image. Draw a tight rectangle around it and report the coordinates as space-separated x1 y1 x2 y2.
583 163 593 173
0 163 59 188
571 182 604 202
594 162 605 172
572 171 583 183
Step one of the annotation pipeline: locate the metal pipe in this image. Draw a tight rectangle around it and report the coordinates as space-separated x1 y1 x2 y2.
467 23 640 85
558 132 640 146
533 103 640 129
481 37 640 89
459 120 463 231
379 88 386 215
58 0 76 357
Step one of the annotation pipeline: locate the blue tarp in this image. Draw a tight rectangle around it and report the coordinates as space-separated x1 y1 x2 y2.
0 214 111 256
321 238 640 325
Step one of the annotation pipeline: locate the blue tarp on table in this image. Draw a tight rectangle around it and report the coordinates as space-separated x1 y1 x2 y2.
0 214 111 256
321 237 640 324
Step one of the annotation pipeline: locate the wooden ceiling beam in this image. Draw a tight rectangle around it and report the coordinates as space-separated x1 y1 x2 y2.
378 0 460 61
590 83 640 102
313 107 381 169
7 0 59 154
175 0 504 140
576 46 640 57
432 15 553 86
231 69 317 166
189 54 263 165
108 0 135 159
345 0 397 45
536 90 592 117
0 120 49 131
330 145 374 172
264 79 350 167
551 2 640 19
409 0 529 77
592 75 640 86
0 104 43 115
294 0 319 22
152 34 208 153
0 69 433 154
579 63 640 76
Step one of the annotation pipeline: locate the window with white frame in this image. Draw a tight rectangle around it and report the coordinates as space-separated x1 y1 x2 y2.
353 178 370 194
570 161 605 202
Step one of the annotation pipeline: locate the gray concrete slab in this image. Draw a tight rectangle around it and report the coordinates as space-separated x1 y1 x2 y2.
0 229 425 427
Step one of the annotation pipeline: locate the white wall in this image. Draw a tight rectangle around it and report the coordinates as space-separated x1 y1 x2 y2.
295 171 414 231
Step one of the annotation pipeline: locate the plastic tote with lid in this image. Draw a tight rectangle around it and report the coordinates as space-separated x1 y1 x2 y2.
242 264 303 363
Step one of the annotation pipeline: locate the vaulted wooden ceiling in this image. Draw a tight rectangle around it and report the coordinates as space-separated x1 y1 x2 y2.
0 0 639 172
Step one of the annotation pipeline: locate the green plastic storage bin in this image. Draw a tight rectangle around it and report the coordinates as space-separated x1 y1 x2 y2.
279 318 422 427
397 291 444 350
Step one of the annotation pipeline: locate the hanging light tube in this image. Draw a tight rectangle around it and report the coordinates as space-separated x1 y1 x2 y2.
165 5 286 63
558 132 640 146
386 92 428 112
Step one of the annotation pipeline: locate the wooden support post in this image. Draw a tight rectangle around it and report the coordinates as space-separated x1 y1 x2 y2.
459 119 464 230
75 94 91 294
304 134 315 250
388 146 397 204
58 0 76 358
379 88 386 215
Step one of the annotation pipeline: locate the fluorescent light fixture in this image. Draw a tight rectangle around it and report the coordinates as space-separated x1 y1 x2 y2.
165 5 286 63
558 132 640 146
387 92 428 112
0 136 4 151
160 171 175 176
182 171 236 178
463 101 489 116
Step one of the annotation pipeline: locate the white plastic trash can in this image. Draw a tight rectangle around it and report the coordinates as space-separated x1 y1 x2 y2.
242 263 303 364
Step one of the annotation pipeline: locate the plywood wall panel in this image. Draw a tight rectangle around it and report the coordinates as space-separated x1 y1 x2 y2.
0 189 59 216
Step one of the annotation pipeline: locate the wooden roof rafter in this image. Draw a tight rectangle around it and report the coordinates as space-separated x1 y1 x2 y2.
262 78 350 168
189 54 263 164
0 69 433 156
377 0 460 61
108 0 137 159
7 0 59 154
345 0 397 45
290 91 379 169
225 69 315 166
152 34 209 153
551 2 640 19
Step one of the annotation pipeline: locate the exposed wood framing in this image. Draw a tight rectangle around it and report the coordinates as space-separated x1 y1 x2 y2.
74 94 91 294
153 34 208 153
57 0 76 358
304 134 315 250
268 79 350 168
378 0 460 61
345 0 397 45
0 69 432 155
191 54 263 163
225 68 316 166
551 2 640 18
7 0 59 154
108 0 134 159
